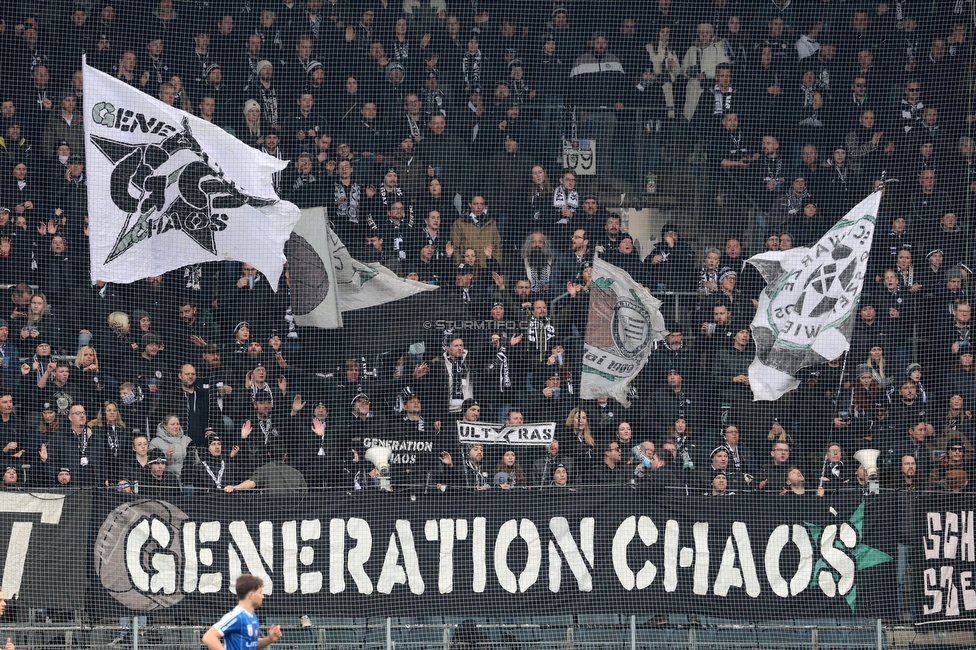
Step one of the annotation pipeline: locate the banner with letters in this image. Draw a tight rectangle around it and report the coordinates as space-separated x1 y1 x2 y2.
456 421 555 445
78 492 897 619
0 491 90 610
914 494 976 627
0 490 914 619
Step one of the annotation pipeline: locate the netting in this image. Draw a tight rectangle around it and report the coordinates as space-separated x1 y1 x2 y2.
0 0 973 648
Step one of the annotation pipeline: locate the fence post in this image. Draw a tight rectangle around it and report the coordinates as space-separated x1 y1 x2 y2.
876 618 884 650
131 615 138 650
630 615 636 650
386 617 392 650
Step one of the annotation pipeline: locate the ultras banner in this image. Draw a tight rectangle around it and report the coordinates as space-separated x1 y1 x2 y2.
914 494 976 627
79 491 899 619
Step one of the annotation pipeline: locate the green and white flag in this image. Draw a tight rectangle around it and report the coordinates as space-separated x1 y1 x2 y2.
580 256 667 406
747 190 882 401
286 207 438 329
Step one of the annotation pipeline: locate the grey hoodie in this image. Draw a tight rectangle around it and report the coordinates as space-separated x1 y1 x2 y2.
149 424 193 477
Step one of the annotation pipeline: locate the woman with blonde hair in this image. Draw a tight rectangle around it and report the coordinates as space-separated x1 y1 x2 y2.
104 311 138 379
91 400 129 484
74 344 111 397
20 292 59 347
565 407 595 472
168 75 194 113
239 99 266 148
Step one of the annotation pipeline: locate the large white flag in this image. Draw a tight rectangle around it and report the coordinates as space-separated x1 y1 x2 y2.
747 190 882 400
580 255 667 406
285 208 438 328
83 61 299 290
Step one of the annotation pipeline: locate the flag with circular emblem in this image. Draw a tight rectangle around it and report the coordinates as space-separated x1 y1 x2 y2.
747 190 882 401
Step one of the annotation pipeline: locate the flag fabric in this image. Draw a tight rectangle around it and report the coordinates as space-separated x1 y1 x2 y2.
579 255 667 406
83 60 299 290
285 208 439 328
285 207 342 328
328 225 438 314
747 190 883 401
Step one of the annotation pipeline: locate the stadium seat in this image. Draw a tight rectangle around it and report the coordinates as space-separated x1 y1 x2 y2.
633 627 678 649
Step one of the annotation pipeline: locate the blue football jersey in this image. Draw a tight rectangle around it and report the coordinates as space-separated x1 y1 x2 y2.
213 605 260 650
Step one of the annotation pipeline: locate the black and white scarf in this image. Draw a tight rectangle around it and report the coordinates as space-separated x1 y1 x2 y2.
387 219 409 260
421 87 446 116
250 383 274 405
722 444 742 473
698 267 719 295
183 264 204 291
446 353 469 400
257 417 279 444
305 11 321 38
378 184 404 208
403 415 425 432
898 265 914 288
524 256 552 293
462 49 483 88
486 345 512 391
759 155 784 183
259 85 279 125
552 187 578 224
292 172 318 190
900 99 923 132
105 425 121 457
334 181 362 223
201 458 225 488
465 459 488 488
406 114 422 139
261 145 284 191
392 38 410 64
527 316 556 361
711 85 733 115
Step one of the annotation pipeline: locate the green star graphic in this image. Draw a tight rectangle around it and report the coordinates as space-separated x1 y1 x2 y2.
357 267 379 286
805 503 892 611
592 277 615 290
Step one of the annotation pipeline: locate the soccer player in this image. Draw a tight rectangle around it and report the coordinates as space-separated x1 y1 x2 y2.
202 576 281 650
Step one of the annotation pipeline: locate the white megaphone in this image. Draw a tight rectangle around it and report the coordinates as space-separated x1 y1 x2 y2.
853 448 881 493
364 446 393 491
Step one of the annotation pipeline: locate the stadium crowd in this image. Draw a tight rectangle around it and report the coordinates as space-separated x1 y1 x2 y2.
0 0 971 517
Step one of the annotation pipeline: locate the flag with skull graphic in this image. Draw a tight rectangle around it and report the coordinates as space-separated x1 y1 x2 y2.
747 190 882 400
83 60 299 289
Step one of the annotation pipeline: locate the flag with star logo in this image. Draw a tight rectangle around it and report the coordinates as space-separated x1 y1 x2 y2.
83 59 299 290
747 190 882 400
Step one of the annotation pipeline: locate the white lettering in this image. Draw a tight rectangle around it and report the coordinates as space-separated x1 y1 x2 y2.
228 521 273 594
495 519 541 594
613 516 658 591
765 524 813 598
713 522 760 598
548 517 594 592
377 521 424 595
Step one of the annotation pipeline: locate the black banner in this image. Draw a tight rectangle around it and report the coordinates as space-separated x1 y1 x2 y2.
0 491 90 610
78 491 898 619
914 494 976 627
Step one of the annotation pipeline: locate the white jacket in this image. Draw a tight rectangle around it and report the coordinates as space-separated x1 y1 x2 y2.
681 41 729 79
